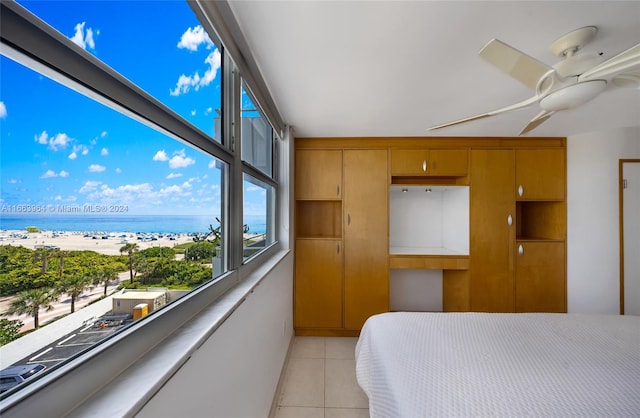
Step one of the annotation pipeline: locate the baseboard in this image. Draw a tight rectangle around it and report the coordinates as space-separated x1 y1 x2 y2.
268 333 295 418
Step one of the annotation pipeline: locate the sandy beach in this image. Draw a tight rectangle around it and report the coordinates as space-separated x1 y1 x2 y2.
0 229 196 255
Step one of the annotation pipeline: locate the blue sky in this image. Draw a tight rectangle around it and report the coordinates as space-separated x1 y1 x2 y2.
0 1 265 218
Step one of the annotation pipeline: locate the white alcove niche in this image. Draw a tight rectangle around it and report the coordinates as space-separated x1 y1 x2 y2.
389 185 469 255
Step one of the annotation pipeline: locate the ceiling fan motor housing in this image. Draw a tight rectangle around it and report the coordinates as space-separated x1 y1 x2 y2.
539 80 607 111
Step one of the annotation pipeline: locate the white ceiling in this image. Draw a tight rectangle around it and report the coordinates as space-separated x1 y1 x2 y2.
227 1 640 138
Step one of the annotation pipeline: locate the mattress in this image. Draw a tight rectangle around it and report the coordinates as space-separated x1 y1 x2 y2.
355 312 640 417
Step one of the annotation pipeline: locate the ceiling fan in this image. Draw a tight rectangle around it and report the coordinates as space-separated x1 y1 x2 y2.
428 26 640 135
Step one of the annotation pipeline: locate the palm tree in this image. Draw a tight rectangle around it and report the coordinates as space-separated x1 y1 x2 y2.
94 268 119 296
57 274 93 313
5 287 58 329
32 247 55 274
53 249 70 281
119 243 139 283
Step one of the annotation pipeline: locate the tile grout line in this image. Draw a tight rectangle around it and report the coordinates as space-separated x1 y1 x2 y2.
323 336 327 417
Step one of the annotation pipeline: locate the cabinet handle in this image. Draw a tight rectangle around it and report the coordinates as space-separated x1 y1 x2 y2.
337 185 340 196
518 184 524 197
422 160 427 172
507 214 513 226
337 243 340 254
348 214 351 225
518 244 524 256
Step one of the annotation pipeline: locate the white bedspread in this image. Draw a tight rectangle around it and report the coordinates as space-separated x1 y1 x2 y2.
356 312 640 417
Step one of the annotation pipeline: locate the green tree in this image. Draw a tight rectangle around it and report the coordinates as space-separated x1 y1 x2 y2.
184 240 216 262
0 318 23 346
57 274 93 313
132 254 153 285
119 243 139 283
93 267 119 296
5 287 58 329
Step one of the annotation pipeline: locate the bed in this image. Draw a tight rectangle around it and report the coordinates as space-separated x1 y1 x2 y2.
355 312 640 417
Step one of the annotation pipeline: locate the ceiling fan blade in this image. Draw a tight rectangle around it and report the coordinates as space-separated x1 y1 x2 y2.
428 95 539 131
579 42 640 82
612 71 640 88
480 39 553 91
519 110 555 135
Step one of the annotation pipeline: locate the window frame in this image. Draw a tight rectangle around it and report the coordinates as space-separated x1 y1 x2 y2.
0 0 284 410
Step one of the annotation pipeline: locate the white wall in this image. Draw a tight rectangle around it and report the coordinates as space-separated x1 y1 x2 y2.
136 252 293 418
567 125 640 314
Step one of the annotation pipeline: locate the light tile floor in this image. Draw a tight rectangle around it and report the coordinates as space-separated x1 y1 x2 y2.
273 337 369 418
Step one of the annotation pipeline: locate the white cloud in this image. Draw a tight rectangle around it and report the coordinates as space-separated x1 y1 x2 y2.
101 131 107 138
190 109 196 116
79 180 101 193
68 152 77 160
40 169 62 179
153 150 169 162
88 164 106 173
177 25 213 52
59 170 70 178
205 107 213 115
7 179 20 184
70 22 96 50
208 159 218 169
170 49 221 96
50 133 71 150
101 147 109 156
245 185 263 193
54 195 77 202
168 149 195 169
35 131 73 151
115 168 122 174
35 131 48 145
80 182 156 206
0 101 6 118
166 172 183 179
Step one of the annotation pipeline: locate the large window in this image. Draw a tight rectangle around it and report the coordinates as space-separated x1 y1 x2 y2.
0 0 280 400
17 0 223 143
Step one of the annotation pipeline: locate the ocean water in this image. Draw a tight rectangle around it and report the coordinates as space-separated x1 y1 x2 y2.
0 215 266 235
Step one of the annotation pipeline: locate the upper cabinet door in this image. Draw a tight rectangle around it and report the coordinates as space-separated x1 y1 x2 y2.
391 148 469 177
430 149 469 176
515 149 565 200
295 149 342 200
390 149 431 176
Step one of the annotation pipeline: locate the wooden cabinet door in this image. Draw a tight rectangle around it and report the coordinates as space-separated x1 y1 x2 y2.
295 149 342 200
430 149 469 176
470 149 515 312
515 242 566 312
390 149 430 176
344 149 389 330
515 149 565 200
294 239 343 328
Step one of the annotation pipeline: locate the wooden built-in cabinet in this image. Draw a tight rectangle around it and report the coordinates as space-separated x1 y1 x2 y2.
469 148 566 313
295 149 342 200
470 149 516 312
294 148 388 335
343 150 389 330
391 148 468 177
515 241 566 312
294 239 343 328
515 148 565 200
294 138 567 335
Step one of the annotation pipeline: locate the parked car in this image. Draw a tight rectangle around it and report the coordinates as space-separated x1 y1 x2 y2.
0 364 47 393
